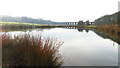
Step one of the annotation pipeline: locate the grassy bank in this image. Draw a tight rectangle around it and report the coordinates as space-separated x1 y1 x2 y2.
0 22 80 32
1 33 64 67
0 22 48 32
93 25 120 33
0 22 44 29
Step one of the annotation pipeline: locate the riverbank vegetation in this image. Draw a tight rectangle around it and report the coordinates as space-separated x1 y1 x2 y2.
1 22 43 28
2 33 64 67
0 22 45 32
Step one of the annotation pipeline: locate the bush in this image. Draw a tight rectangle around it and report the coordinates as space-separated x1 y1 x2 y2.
1 33 63 68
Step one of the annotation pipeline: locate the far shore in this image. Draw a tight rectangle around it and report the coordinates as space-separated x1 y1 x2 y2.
0 22 120 33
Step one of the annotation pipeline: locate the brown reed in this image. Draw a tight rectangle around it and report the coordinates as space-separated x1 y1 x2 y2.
1 33 64 68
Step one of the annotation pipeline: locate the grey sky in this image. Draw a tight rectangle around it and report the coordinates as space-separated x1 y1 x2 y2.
0 0 119 22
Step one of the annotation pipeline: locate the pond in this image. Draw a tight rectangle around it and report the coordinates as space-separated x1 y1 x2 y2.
1 27 119 66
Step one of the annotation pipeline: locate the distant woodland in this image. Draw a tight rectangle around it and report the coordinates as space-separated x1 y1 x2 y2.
0 15 57 25
93 12 120 25
77 12 120 26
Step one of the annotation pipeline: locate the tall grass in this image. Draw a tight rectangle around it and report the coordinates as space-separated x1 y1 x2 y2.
1 33 64 67
1 22 41 30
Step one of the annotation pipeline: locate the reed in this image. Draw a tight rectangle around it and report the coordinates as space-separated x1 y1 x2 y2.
1 33 63 68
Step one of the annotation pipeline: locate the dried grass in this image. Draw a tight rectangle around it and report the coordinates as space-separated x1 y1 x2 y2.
1 33 63 68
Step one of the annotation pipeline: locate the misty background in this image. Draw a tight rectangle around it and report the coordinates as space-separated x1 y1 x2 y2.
0 0 119 22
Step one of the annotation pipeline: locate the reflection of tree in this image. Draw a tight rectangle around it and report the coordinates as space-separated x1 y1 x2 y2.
85 29 89 33
92 29 120 45
77 27 84 32
62 26 119 45
77 27 90 33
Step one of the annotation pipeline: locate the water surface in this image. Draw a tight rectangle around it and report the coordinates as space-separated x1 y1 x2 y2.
2 28 119 66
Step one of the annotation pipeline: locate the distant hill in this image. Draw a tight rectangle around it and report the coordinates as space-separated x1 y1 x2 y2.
0 15 57 25
93 12 120 25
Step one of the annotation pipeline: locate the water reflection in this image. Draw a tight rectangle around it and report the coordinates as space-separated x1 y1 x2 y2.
34 27 118 66
1 27 119 66
63 27 120 45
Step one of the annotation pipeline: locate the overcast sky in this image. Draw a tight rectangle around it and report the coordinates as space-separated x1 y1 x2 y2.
0 0 119 22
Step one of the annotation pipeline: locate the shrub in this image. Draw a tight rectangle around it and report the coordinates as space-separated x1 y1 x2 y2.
1 33 63 68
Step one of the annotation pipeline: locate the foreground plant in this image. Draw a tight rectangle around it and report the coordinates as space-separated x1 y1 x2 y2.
1 33 64 68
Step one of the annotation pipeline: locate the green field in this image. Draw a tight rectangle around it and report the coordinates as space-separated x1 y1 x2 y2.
0 22 47 32
0 22 43 26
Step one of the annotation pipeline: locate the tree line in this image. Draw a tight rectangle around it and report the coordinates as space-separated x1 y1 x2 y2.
93 12 120 25
78 12 120 26
0 15 57 25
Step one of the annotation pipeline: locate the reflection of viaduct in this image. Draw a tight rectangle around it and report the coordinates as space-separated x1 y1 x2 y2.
58 22 78 25
63 27 89 33
64 27 77 29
